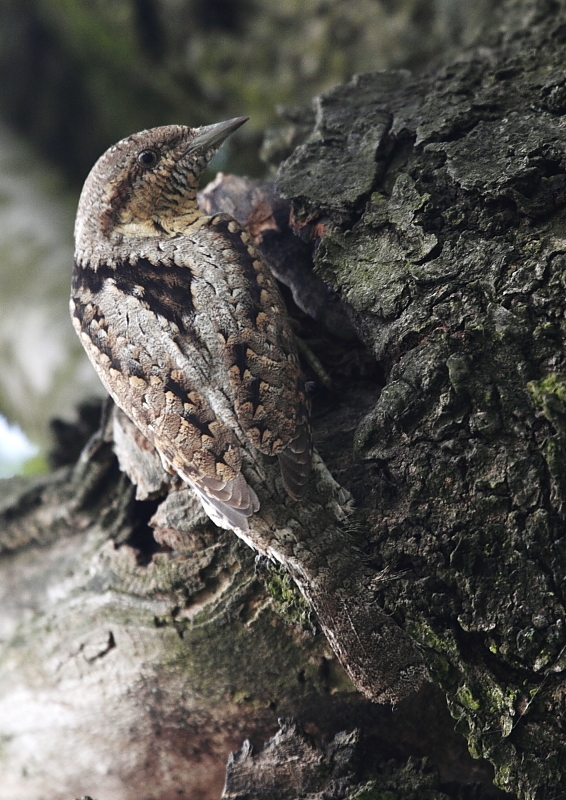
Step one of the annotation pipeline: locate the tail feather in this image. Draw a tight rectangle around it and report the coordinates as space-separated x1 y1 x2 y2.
277 408 312 500
177 468 259 531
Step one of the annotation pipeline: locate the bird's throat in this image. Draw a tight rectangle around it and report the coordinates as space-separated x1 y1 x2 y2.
114 208 209 238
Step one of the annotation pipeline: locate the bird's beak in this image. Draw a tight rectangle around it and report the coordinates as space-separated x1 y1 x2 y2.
184 116 249 156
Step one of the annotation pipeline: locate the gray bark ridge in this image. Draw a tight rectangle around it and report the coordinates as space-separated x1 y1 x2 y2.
273 1 566 796
0 410 370 800
112 404 428 705
221 717 483 800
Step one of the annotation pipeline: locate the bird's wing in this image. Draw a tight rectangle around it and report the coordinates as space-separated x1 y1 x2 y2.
187 214 313 498
71 255 259 528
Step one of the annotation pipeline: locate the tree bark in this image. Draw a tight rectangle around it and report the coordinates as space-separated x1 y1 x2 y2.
3 0 566 797
270 1 566 795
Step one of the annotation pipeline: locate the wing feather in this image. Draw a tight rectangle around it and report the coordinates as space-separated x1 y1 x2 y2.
199 215 313 489
277 402 312 500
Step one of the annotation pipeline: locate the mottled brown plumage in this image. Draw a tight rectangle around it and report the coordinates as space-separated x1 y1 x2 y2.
71 118 312 531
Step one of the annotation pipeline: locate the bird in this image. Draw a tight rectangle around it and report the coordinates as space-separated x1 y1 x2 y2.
71 117 312 532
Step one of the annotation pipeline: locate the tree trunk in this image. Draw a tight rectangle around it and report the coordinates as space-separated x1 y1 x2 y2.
2 0 566 797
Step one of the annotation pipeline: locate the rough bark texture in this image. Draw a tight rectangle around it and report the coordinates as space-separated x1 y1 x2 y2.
0 416 360 800
0 400 496 800
269 1 566 796
3 0 566 797
221 718 498 800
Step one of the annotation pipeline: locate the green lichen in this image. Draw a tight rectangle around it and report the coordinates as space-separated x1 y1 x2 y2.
409 620 460 660
455 684 481 712
261 563 316 633
528 373 566 411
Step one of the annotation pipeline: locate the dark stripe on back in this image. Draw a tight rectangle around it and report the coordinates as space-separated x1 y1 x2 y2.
163 375 214 438
249 374 261 408
232 342 247 375
96 337 123 372
164 374 190 400
124 357 146 379
73 258 194 328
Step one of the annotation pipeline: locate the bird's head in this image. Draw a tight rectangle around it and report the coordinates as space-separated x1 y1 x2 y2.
74 117 248 251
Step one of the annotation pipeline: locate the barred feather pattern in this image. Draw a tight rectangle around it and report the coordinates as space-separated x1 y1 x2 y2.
72 125 312 532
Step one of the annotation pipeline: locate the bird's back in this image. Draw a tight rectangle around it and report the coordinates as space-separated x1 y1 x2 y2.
72 214 311 529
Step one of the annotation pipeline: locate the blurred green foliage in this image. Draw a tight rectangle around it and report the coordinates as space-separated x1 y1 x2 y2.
20 452 49 475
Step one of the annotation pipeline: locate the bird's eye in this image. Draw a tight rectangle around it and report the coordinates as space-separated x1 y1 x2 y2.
136 149 159 169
